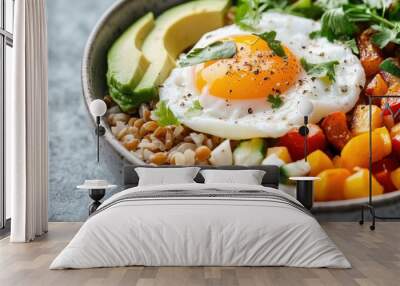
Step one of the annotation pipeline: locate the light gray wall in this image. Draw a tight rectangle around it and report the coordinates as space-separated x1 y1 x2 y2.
47 0 123 221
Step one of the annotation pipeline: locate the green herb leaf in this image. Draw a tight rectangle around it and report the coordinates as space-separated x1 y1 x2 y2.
343 3 398 28
363 0 391 10
315 0 349 10
343 4 375 22
287 0 324 19
179 41 237 67
319 8 358 41
300 58 340 83
371 24 400 48
153 101 180 127
344 38 359 54
185 100 203 117
235 0 289 30
235 0 264 30
256 31 287 58
267 94 283 109
380 58 400 77
388 1 400 21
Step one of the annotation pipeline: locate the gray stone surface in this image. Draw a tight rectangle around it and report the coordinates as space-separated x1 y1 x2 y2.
47 0 122 222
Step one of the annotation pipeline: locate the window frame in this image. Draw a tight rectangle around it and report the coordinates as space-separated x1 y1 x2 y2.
0 0 14 232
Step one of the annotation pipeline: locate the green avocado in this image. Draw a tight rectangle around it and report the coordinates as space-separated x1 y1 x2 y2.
106 13 154 109
134 0 231 99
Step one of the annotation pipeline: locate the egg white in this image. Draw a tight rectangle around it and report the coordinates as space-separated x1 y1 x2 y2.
159 12 365 139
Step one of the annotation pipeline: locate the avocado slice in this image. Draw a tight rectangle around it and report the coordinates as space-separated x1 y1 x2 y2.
134 0 231 99
106 13 154 110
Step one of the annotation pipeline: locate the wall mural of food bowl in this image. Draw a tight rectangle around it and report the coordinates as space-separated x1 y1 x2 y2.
82 0 400 213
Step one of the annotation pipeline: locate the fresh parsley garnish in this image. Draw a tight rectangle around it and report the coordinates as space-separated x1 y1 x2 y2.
235 0 323 30
267 94 283 109
286 0 324 19
380 58 400 78
256 31 286 58
153 101 180 127
343 3 398 28
185 100 203 117
235 0 289 30
344 38 359 54
313 7 358 41
179 41 237 67
300 58 340 83
371 24 400 48
315 0 348 10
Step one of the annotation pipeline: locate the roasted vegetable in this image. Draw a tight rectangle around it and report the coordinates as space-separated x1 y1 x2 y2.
372 157 399 192
391 168 400 189
278 124 326 161
314 168 351 202
306 150 334 177
351 105 383 135
392 135 400 159
321 112 351 150
332 156 343 168
365 73 388 96
358 29 384 77
341 127 392 170
391 123 400 159
344 169 384 200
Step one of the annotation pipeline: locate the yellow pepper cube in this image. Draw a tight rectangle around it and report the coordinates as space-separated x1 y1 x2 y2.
351 104 383 135
341 127 392 170
266 147 292 163
344 169 384 200
374 127 392 157
391 168 400 190
307 150 334 176
314 168 352 202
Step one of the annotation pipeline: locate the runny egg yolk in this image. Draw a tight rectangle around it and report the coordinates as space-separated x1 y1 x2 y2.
195 34 301 100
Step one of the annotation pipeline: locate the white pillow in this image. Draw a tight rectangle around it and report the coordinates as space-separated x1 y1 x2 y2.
135 167 200 186
200 169 266 185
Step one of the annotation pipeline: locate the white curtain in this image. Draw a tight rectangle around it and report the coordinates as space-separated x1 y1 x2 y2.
7 0 48 242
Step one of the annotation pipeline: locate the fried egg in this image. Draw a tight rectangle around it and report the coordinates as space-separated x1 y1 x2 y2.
159 12 365 139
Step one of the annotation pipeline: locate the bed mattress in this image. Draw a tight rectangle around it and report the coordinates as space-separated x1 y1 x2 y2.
50 183 350 269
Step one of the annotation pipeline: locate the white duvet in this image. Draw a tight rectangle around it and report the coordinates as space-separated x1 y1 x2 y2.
50 183 350 269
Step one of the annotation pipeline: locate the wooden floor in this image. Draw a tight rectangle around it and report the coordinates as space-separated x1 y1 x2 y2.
0 222 399 286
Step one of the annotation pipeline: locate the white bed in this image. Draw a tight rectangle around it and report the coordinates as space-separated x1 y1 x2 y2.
50 181 350 269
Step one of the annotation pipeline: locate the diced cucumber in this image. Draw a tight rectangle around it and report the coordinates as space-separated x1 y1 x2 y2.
262 154 285 167
233 138 265 166
209 139 233 165
280 159 311 184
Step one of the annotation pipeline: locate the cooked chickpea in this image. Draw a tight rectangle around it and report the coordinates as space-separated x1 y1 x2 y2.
117 127 129 140
150 152 168 165
165 129 174 149
127 117 139 126
170 152 185 165
112 113 130 125
121 135 139 151
195 146 211 162
153 126 167 139
133 118 144 129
